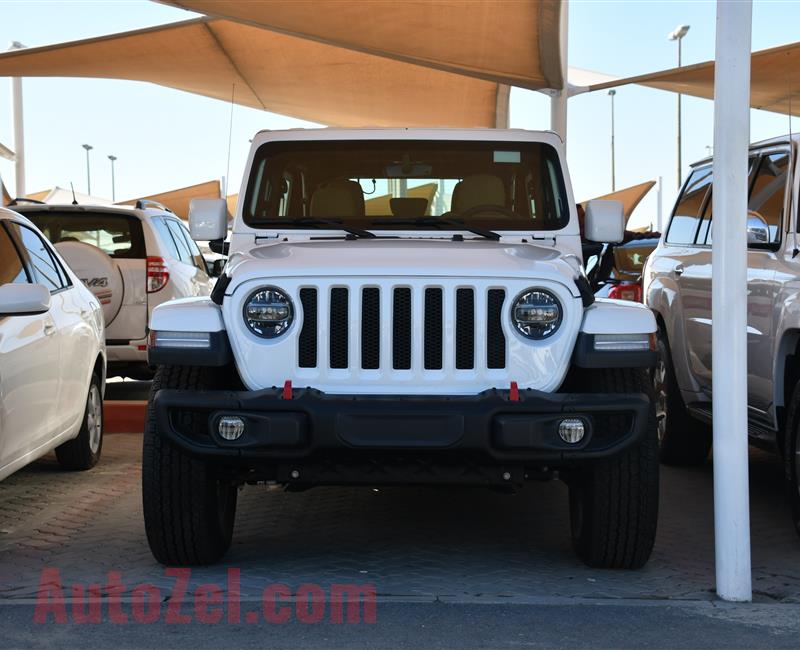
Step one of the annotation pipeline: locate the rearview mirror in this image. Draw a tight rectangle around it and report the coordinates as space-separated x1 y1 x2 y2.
584 200 625 244
189 198 228 242
0 283 51 316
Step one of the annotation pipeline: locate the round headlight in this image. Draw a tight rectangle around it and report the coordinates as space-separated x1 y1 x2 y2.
243 287 294 338
512 289 562 339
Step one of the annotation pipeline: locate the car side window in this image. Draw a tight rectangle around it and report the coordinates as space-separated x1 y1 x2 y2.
151 218 181 260
7 223 69 292
172 220 206 271
666 166 712 245
165 219 194 265
748 151 789 245
0 223 30 285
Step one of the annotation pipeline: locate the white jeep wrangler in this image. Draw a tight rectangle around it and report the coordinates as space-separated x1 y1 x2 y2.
143 128 660 568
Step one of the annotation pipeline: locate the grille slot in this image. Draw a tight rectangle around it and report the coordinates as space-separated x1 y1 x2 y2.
393 288 412 370
487 289 506 369
361 288 380 369
329 288 349 369
424 288 443 370
298 288 317 368
455 288 475 369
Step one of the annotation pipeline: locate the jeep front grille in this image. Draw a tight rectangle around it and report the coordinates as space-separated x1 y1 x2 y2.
297 285 507 372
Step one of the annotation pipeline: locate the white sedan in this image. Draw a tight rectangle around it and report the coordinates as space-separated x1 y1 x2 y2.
0 207 106 480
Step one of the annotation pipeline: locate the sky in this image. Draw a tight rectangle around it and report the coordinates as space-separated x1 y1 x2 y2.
1 0 800 228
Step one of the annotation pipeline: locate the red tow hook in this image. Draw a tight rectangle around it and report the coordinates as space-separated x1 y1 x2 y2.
282 380 293 400
509 381 520 402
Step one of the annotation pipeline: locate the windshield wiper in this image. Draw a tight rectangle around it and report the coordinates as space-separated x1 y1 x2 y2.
375 217 501 241
249 218 377 239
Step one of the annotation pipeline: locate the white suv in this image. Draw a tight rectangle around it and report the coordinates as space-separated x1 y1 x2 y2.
645 134 800 535
144 128 660 568
13 201 215 378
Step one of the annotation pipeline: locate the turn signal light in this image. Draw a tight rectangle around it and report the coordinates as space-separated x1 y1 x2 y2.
146 256 169 293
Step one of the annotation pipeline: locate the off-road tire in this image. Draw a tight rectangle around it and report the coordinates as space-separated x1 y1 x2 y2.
653 329 712 466
568 367 659 569
783 381 800 539
55 372 103 470
142 365 237 565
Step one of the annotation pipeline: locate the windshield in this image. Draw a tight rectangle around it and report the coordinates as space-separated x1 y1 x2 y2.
243 140 569 232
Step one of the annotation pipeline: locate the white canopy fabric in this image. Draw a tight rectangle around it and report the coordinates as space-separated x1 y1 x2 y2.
0 1 565 128
589 40 800 115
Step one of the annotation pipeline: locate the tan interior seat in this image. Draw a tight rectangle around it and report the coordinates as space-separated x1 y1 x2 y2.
451 174 506 214
310 180 365 218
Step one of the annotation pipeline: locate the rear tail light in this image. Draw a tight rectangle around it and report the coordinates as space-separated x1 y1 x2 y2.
608 283 643 303
146 256 169 293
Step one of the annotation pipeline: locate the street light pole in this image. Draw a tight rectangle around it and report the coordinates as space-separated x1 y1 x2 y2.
82 144 93 195
669 24 690 189
608 89 616 191
108 155 117 202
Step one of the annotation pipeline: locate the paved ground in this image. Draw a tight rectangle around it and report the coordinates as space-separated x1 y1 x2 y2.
1 432 799 646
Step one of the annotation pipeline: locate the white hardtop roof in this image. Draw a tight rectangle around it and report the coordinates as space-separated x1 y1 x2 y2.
251 127 564 147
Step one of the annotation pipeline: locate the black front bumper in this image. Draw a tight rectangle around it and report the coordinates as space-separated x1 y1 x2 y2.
153 387 650 485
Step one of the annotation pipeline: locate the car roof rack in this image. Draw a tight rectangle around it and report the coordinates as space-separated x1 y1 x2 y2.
135 199 172 213
8 197 46 206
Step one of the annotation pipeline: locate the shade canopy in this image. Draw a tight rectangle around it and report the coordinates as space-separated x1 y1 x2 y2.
119 179 222 220
589 41 800 115
160 1 563 90
0 2 563 128
580 180 656 219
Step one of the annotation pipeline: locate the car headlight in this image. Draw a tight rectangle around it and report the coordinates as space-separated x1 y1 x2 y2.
512 289 562 339
243 287 294 338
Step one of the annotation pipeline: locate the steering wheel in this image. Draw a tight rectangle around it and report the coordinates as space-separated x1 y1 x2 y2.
457 204 518 219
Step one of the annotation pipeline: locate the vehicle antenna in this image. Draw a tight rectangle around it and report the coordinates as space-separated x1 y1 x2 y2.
224 83 235 197
70 181 78 205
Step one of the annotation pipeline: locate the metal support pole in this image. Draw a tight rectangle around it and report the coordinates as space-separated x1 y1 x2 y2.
549 0 569 143
656 176 663 232
82 144 93 196
9 41 25 198
712 0 752 603
677 38 682 189
108 155 117 202
609 90 616 191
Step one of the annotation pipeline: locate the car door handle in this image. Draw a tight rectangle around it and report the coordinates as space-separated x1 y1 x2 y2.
43 323 57 336
674 264 685 277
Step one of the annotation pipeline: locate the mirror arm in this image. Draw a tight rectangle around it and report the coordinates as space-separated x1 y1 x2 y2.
209 239 230 255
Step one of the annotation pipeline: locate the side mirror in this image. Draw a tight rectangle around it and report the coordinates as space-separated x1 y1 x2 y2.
584 200 625 244
204 257 226 278
746 211 769 245
0 283 51 316
189 198 228 242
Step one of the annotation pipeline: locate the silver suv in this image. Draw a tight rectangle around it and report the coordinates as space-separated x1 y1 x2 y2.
644 134 800 535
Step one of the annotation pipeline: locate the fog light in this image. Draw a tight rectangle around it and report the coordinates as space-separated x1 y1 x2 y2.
558 418 585 444
218 416 245 441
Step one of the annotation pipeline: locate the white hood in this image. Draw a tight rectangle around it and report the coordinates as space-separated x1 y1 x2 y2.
226 239 581 295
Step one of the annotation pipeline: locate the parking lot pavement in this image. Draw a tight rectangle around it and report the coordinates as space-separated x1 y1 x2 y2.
1 433 799 644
